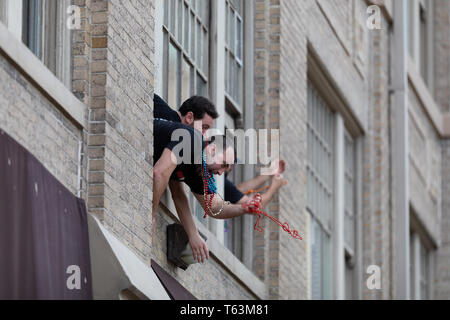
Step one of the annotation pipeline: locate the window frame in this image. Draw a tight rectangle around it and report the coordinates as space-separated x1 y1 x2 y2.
2 0 71 87
409 212 436 300
161 0 210 109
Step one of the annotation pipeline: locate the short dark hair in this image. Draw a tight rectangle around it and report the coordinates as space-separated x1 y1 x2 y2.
179 96 219 120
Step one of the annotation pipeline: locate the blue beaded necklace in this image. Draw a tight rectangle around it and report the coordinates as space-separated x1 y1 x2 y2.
202 144 217 194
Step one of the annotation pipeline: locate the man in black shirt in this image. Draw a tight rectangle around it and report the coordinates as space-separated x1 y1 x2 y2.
152 95 258 265
154 94 287 207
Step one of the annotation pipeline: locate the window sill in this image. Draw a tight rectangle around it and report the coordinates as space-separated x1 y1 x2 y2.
159 193 266 299
0 22 86 129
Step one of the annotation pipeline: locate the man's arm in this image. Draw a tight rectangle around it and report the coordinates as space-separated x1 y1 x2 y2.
236 175 271 194
152 148 177 222
236 160 286 193
260 175 286 209
169 180 209 263
235 175 287 209
193 192 250 219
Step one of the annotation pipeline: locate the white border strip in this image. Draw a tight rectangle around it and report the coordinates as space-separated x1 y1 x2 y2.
0 21 86 128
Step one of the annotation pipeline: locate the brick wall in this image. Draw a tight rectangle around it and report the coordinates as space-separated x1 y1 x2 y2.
279 0 308 300
102 0 155 260
0 54 83 196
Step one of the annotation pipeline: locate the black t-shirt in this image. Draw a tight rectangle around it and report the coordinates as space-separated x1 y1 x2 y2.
154 94 181 123
224 177 245 204
153 119 209 195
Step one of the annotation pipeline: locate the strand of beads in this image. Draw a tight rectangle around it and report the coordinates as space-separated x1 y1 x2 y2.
242 194 303 240
201 140 217 218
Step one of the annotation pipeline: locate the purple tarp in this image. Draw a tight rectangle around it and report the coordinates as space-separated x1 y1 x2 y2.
0 129 92 300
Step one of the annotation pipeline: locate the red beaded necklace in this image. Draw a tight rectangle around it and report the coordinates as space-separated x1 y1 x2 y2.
242 194 303 240
201 140 216 218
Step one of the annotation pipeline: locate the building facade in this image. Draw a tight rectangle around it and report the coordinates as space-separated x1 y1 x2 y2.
0 0 449 299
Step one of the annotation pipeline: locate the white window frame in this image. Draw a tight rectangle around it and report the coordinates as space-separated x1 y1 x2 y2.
410 232 434 300
154 0 254 265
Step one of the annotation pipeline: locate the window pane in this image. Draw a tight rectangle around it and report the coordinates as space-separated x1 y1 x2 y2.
164 0 169 27
196 73 206 96
181 58 191 103
225 51 229 93
226 5 230 47
184 4 189 53
236 62 241 103
24 0 42 58
307 82 334 300
0 0 7 24
231 0 242 15
202 28 208 73
311 218 322 299
229 55 234 98
230 9 235 53
170 0 175 33
236 17 242 60
322 232 332 299
307 83 334 228
196 22 201 66
190 12 196 60
168 43 179 108
344 134 355 252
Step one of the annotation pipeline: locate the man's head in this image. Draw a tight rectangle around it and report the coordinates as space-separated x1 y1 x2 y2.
203 135 235 176
179 96 218 135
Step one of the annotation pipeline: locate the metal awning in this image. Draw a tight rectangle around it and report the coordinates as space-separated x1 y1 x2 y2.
88 214 170 300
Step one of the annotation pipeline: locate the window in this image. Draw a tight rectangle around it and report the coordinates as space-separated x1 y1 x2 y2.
1 0 71 87
224 110 244 261
307 82 334 300
307 79 360 300
410 231 432 300
0 0 7 24
344 132 356 299
156 0 252 262
162 0 210 109
225 0 243 109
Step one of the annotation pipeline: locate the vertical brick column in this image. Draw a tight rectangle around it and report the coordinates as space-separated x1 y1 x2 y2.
279 0 308 300
70 0 156 261
85 0 109 222
362 11 393 300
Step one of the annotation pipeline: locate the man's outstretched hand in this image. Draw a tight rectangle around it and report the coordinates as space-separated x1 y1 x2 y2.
271 174 287 189
242 194 262 213
189 233 209 264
